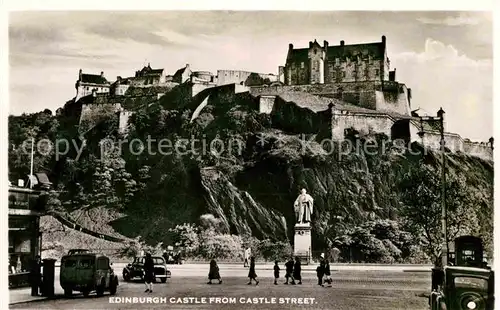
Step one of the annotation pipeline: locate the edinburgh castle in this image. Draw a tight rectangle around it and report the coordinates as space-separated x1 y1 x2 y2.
66 35 493 160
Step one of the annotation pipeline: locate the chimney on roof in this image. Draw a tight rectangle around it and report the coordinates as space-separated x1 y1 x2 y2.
323 40 329 48
100 71 104 77
289 43 294 50
79 69 82 81
186 64 189 68
382 35 386 45
309 41 313 48
340 40 345 46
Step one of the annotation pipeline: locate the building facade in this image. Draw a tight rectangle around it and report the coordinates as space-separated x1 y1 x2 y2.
283 36 392 85
75 69 110 102
8 174 51 288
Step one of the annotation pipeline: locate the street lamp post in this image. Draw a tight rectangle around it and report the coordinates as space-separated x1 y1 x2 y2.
418 108 447 267
437 107 447 268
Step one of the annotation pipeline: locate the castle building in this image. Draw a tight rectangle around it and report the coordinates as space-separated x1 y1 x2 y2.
217 70 278 87
75 69 110 101
283 36 393 85
130 63 168 86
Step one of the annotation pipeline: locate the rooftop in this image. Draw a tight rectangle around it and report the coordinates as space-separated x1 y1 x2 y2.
80 74 109 85
287 39 386 63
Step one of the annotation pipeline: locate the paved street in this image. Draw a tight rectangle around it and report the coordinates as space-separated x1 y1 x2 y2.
10 264 431 309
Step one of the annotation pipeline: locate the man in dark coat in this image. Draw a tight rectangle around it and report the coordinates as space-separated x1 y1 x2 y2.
30 256 42 296
208 259 222 284
293 256 302 284
284 257 295 285
316 253 325 286
247 256 259 285
273 260 280 285
144 253 155 293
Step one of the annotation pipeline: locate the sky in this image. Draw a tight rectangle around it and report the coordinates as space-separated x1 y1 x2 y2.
8 11 493 141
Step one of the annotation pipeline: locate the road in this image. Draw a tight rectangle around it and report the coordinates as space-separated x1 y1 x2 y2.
10 265 431 310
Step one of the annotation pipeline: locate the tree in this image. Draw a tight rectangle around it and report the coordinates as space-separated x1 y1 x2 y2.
399 161 481 266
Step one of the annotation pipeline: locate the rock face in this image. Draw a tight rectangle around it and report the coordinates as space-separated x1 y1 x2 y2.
199 167 288 240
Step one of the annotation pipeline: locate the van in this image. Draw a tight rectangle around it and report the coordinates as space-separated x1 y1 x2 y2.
60 252 118 297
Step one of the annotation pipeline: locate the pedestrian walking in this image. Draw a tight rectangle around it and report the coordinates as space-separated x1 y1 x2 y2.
284 257 295 285
293 256 302 284
273 260 280 285
323 256 332 287
247 257 259 285
207 259 222 284
317 254 325 285
144 253 155 293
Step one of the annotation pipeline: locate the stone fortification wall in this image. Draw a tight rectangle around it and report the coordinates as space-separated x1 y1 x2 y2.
250 81 410 115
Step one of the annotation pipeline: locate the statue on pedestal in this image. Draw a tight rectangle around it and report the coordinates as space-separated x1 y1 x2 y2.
294 188 314 224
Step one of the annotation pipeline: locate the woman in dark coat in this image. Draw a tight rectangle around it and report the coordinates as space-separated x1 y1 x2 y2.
247 257 259 285
207 259 222 284
293 256 302 285
144 253 155 293
323 258 332 287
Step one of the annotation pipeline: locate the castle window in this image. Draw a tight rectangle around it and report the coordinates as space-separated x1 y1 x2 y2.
314 49 317 54
375 69 380 76
342 72 346 78
301 62 304 69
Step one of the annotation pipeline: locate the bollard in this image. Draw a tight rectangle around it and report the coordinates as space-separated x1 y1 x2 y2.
41 259 56 297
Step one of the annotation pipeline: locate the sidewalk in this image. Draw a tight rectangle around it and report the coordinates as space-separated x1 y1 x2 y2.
9 288 47 305
9 284 65 305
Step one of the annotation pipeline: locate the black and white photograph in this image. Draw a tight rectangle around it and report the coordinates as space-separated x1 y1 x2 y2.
3 6 496 310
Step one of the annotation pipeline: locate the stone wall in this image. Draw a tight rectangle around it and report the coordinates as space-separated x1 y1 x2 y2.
118 110 134 134
191 82 217 97
217 70 277 87
463 142 493 160
250 81 410 115
375 83 411 115
331 110 394 140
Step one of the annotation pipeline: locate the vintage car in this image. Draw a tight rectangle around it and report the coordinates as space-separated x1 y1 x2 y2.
60 251 119 297
122 256 171 283
430 266 494 310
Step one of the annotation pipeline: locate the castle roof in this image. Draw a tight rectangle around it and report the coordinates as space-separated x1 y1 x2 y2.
81 74 109 85
287 41 386 62
327 42 385 60
136 64 164 77
173 65 189 78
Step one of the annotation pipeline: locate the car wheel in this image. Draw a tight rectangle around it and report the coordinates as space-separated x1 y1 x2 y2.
96 280 105 297
161 278 167 283
123 272 131 282
64 288 72 297
109 278 118 295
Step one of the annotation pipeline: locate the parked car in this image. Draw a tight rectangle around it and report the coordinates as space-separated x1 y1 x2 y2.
60 251 118 297
123 256 171 283
163 251 183 264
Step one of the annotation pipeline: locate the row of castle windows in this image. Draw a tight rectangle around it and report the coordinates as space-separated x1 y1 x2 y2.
291 66 380 78
298 57 377 69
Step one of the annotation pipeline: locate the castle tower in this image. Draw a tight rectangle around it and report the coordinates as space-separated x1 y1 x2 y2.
307 40 325 84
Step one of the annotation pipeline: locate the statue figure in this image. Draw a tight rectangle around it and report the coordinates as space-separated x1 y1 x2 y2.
294 188 314 224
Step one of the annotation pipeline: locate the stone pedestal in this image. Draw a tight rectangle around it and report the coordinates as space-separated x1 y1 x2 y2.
294 223 312 263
